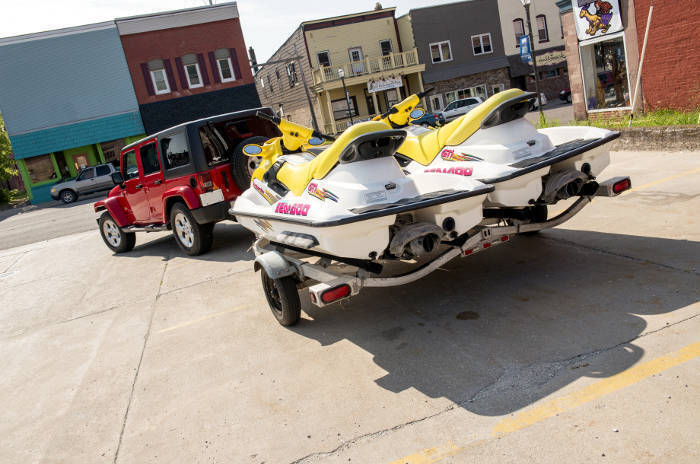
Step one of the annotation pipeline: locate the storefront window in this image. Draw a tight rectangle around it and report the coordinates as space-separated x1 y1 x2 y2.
580 35 630 110
24 154 56 184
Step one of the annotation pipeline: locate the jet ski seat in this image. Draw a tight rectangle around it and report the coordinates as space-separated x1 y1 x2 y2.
397 89 534 166
271 121 403 196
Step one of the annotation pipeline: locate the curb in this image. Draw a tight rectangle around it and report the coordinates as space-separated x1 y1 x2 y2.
609 126 699 152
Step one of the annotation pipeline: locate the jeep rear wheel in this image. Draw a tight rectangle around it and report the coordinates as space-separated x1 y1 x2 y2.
60 189 77 204
170 203 214 256
231 136 269 191
98 212 135 253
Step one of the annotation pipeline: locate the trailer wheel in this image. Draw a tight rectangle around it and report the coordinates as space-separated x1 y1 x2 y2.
261 270 301 326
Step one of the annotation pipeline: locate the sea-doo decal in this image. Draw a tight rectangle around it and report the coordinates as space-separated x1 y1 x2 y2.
440 149 483 162
254 219 273 232
275 202 311 216
424 166 473 176
307 183 339 202
252 181 278 205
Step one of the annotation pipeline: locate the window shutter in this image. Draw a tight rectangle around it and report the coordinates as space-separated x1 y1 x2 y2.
163 59 178 91
208 52 221 83
229 48 241 80
197 53 210 85
141 63 155 96
174 57 188 89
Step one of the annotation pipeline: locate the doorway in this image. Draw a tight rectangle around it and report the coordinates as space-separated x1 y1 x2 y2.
430 94 444 113
348 47 365 75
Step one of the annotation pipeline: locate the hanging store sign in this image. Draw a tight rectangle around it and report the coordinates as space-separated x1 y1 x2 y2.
535 50 567 66
368 76 403 93
573 0 623 42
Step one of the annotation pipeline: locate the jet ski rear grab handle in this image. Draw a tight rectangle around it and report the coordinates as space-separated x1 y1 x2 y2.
250 176 630 308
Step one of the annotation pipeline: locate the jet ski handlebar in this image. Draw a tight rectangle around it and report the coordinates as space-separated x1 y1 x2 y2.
375 87 436 128
256 111 335 144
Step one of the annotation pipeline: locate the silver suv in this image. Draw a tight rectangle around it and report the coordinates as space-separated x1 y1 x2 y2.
439 97 484 122
50 163 117 203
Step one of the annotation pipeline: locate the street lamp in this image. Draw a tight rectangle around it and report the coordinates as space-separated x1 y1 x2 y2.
338 68 354 125
521 0 544 118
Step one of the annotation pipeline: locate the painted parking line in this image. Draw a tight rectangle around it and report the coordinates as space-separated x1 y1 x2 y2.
622 167 700 195
388 341 700 464
157 305 247 334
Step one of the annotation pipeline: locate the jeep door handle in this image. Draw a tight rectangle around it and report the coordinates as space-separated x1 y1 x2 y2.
154 179 162 185
135 184 143 189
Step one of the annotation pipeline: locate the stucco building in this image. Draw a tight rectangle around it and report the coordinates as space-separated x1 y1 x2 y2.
254 8 426 134
0 23 145 204
497 0 570 100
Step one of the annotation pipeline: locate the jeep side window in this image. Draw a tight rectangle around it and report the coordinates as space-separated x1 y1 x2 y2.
160 131 190 169
139 143 161 176
199 124 230 167
123 151 138 180
77 168 95 181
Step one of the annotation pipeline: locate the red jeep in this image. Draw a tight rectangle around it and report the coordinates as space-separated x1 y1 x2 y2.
94 108 278 255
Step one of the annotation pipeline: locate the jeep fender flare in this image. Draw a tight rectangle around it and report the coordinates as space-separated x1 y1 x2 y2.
162 186 201 223
95 197 131 227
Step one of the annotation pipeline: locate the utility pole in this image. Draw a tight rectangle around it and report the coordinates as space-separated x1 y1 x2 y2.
522 0 544 118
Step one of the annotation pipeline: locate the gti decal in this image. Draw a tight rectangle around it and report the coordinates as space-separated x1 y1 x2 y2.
254 219 273 232
424 166 473 176
307 183 339 202
440 149 483 162
252 181 278 205
275 202 311 216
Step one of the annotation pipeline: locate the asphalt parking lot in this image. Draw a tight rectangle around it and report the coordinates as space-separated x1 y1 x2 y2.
1 150 698 463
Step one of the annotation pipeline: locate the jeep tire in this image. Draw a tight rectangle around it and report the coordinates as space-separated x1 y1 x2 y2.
170 203 214 256
98 212 136 253
231 135 269 191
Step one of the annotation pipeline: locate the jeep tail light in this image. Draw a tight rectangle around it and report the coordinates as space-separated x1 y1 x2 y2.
612 178 631 194
197 172 213 192
321 284 351 304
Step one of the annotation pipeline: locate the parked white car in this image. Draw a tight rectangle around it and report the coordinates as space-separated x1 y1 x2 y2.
439 97 484 122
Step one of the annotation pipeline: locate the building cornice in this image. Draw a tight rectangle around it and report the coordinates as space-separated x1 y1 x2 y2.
116 2 238 36
0 22 115 46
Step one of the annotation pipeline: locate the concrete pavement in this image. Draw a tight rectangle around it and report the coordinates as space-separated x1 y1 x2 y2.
0 150 698 463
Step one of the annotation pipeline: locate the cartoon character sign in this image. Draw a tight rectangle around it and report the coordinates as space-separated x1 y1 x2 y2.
573 0 622 41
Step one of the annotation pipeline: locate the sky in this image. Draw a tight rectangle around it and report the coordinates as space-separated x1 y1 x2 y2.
0 0 449 62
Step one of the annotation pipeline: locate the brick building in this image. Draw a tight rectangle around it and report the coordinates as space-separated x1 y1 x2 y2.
632 0 700 111
116 2 260 134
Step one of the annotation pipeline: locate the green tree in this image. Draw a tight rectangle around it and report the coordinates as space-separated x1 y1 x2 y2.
0 114 18 182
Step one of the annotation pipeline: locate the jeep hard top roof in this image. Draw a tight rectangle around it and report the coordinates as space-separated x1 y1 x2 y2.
122 106 275 153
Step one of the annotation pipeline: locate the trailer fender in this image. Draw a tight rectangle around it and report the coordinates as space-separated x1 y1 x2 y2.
253 252 297 279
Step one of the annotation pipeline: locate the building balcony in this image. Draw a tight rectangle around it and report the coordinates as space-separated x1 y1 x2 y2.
311 48 424 90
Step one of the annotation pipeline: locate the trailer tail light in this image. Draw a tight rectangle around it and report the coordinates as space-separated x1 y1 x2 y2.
321 284 351 304
501 235 509 242
197 172 213 192
613 178 631 194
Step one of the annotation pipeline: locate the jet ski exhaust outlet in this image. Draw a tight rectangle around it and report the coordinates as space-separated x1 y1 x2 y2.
388 222 445 259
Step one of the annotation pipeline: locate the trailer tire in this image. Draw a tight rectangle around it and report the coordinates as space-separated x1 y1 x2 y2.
261 270 301 326
231 136 269 191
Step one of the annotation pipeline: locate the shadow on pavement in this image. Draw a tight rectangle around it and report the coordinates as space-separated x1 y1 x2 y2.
114 221 256 263
289 230 699 416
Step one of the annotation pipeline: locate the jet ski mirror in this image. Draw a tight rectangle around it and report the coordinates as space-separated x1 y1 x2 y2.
409 108 425 120
242 144 263 156
308 137 324 146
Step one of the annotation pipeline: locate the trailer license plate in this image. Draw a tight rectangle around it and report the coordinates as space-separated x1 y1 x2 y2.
200 189 224 207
